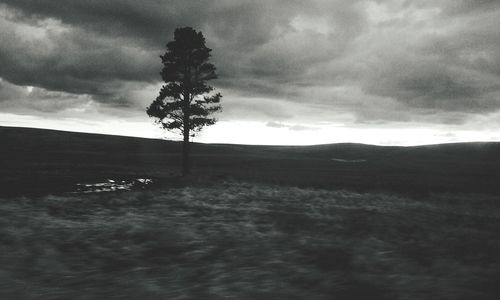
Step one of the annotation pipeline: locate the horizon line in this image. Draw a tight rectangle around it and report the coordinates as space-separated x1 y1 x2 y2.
2 124 498 148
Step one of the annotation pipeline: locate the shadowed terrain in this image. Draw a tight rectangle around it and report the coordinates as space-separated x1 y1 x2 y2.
1 183 500 299
1 126 500 299
1 126 500 196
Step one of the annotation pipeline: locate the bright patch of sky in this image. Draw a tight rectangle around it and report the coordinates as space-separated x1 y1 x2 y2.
2 112 498 146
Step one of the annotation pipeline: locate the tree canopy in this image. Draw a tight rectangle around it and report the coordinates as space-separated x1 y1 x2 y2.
147 27 222 175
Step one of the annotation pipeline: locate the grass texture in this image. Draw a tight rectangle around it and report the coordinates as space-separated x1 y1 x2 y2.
1 181 500 299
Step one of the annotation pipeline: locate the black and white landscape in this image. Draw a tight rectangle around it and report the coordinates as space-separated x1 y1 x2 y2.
1 1 500 299
1 127 500 299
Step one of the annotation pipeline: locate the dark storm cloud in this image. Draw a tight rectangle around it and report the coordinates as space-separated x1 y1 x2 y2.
0 0 292 106
0 79 91 113
210 0 369 94
439 0 500 16
0 9 157 99
363 60 499 111
0 0 187 47
0 0 499 125
355 1 500 114
0 0 367 107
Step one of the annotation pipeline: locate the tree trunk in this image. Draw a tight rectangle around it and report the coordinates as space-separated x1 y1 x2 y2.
182 122 190 176
181 86 191 176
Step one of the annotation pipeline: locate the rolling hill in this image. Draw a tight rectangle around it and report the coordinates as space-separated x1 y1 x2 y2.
1 126 500 196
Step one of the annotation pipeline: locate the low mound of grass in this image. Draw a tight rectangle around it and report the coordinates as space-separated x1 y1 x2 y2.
1 181 499 299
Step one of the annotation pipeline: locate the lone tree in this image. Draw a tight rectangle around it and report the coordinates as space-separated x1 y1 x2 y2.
147 27 222 176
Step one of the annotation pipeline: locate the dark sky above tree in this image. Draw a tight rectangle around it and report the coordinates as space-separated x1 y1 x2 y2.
0 1 499 145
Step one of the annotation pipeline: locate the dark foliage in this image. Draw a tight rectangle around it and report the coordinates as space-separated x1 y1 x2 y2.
147 27 222 175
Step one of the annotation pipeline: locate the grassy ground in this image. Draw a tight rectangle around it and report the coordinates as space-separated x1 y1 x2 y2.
1 181 500 299
3 126 500 196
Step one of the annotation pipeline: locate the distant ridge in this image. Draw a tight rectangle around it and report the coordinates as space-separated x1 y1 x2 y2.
2 125 498 148
1 125 500 196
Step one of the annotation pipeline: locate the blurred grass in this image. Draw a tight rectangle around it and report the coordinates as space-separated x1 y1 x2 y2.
1 181 500 299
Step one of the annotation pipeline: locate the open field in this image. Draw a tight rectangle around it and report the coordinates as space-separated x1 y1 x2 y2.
1 182 500 299
2 126 500 196
1 126 500 298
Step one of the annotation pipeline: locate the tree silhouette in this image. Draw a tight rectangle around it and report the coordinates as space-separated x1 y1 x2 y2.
147 27 222 176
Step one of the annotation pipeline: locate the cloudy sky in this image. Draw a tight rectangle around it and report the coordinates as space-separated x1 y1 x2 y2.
1 0 499 145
